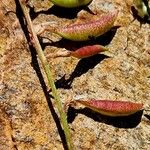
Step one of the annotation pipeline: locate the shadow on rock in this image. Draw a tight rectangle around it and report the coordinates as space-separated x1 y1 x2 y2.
55 54 109 89
67 106 143 128
144 114 150 120
30 4 94 20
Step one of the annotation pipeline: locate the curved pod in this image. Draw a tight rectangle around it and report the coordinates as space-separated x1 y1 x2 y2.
76 100 143 116
71 45 108 58
51 0 92 8
133 0 150 19
55 10 118 41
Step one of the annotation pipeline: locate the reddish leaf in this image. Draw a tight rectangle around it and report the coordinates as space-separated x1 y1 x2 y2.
76 100 143 116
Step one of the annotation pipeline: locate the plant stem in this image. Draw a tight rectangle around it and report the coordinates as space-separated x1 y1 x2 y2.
18 0 72 149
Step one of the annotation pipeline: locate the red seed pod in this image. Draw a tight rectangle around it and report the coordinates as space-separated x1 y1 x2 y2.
46 45 108 59
76 100 143 116
55 10 118 41
70 45 108 58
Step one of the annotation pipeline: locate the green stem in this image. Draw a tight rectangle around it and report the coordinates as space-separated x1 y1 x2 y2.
18 0 72 149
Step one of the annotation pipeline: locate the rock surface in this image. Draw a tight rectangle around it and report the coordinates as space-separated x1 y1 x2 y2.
0 0 150 149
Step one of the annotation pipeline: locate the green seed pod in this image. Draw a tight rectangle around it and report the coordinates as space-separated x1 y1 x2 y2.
54 10 118 41
50 0 92 8
133 0 150 19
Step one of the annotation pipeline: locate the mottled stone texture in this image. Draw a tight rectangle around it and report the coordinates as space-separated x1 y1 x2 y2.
0 0 150 150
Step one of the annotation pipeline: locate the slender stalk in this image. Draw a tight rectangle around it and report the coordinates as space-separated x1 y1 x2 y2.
18 0 72 149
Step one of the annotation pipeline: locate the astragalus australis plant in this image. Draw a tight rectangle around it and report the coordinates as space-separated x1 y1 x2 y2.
18 0 72 149
17 0 146 149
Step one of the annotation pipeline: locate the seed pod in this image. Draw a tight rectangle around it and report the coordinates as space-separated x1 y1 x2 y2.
70 45 108 58
76 100 143 116
133 0 150 19
51 0 92 8
53 10 118 41
47 45 108 59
